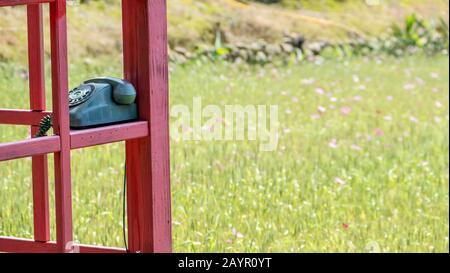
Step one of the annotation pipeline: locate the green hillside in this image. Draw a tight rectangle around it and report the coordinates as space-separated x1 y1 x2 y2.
0 0 448 64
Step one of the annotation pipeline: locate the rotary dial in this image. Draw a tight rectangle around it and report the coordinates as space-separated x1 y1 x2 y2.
69 84 94 107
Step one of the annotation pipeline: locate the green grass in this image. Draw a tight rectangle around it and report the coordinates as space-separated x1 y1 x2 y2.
0 55 449 252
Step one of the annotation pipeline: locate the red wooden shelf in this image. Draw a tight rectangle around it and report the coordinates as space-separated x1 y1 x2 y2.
0 136 60 162
70 121 149 149
0 122 148 161
0 109 52 126
0 0 54 7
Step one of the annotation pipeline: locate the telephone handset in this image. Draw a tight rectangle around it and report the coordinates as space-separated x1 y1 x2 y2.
69 77 138 129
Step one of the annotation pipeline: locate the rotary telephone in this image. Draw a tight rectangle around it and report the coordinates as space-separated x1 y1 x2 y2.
35 77 138 136
68 77 138 129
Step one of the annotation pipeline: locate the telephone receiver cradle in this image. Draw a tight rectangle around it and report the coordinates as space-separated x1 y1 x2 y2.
69 77 138 129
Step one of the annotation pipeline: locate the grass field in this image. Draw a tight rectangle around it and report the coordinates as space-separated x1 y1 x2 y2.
0 55 449 252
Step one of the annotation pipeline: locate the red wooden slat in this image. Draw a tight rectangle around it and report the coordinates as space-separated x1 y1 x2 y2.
0 109 51 126
70 121 149 149
0 237 57 253
122 0 172 253
0 136 60 162
78 244 126 254
49 0 73 253
27 3 50 242
0 0 53 7
27 6 46 113
0 237 126 253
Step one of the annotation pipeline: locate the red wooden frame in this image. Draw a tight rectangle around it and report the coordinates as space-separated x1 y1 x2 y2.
0 0 171 253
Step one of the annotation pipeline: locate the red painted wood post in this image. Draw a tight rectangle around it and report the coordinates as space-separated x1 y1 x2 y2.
122 0 172 253
27 3 50 243
49 0 73 253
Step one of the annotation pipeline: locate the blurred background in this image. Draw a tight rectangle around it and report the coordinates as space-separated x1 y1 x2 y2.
0 1 449 253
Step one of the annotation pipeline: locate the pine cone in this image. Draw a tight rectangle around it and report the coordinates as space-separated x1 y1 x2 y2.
35 115 53 138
